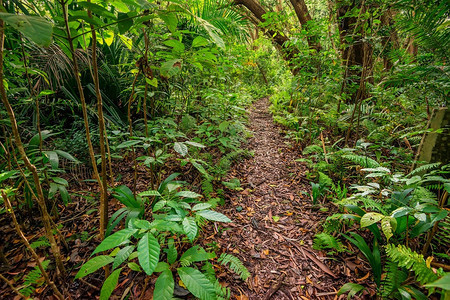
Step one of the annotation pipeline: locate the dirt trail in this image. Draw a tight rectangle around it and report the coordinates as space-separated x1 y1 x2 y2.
211 98 347 299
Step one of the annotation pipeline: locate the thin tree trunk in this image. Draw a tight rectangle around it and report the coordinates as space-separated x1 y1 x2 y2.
233 0 300 74
60 0 106 240
0 15 66 277
289 0 321 52
87 0 108 241
2 192 64 300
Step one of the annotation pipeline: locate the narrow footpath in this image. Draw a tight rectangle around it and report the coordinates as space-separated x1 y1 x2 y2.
209 98 348 299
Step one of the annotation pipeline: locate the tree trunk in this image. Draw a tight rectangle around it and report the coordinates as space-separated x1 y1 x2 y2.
380 8 399 71
289 0 321 52
234 0 300 74
336 2 373 104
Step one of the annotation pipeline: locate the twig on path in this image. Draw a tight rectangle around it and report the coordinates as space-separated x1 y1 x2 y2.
288 241 337 278
264 273 285 300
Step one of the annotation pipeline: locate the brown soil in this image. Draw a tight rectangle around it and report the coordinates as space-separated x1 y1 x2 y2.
205 98 355 299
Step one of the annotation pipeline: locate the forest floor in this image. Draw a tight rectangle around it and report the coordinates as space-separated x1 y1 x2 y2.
0 98 376 300
202 97 365 300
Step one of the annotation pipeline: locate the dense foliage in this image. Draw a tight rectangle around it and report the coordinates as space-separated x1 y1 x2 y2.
0 0 448 299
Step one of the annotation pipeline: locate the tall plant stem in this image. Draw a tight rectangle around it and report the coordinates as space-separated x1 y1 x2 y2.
127 72 140 196
59 0 106 239
87 0 108 241
9 139 69 251
1 192 64 300
0 16 66 277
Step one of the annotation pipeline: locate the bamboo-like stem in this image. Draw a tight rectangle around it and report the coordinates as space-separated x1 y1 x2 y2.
1 192 64 300
9 139 69 251
0 15 66 277
59 0 106 239
0 273 27 299
87 0 108 241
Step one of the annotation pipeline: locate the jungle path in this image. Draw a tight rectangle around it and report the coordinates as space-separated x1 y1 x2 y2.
206 97 347 299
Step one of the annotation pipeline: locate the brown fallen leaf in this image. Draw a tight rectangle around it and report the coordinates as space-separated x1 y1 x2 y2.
300 247 337 278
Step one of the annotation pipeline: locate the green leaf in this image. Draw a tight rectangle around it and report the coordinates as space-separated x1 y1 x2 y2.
153 200 167 212
192 203 212 211
154 262 170 272
154 269 174 300
93 229 137 255
424 273 450 290
55 150 78 162
137 233 160 275
179 246 215 267
100 268 122 300
117 140 141 149
158 11 177 32
128 262 142 272
174 142 188 156
77 2 116 19
192 36 209 48
182 217 198 241
0 170 17 183
196 210 231 223
167 239 177 265
0 13 53 46
113 246 134 270
133 219 152 230
118 12 133 34
176 191 202 198
177 267 216 300
381 217 396 241
185 141 206 148
139 190 161 197
337 282 365 298
44 151 59 169
164 39 185 52
360 212 384 228
75 255 114 279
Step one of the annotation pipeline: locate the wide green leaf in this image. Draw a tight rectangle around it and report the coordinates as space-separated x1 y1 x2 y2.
192 36 209 48
179 246 215 267
174 142 188 156
137 233 160 275
177 267 216 300
113 246 134 270
153 269 174 300
360 212 384 228
182 217 198 241
0 13 52 46
139 190 161 197
75 255 114 279
93 229 137 255
176 191 202 198
192 203 212 211
424 273 450 290
196 210 231 223
100 268 122 300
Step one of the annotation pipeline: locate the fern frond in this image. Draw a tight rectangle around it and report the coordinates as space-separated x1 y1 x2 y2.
214 279 230 300
313 233 346 253
385 244 439 285
342 154 380 168
409 162 441 177
30 237 50 249
218 253 250 281
302 145 323 155
382 260 408 298
19 260 50 296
